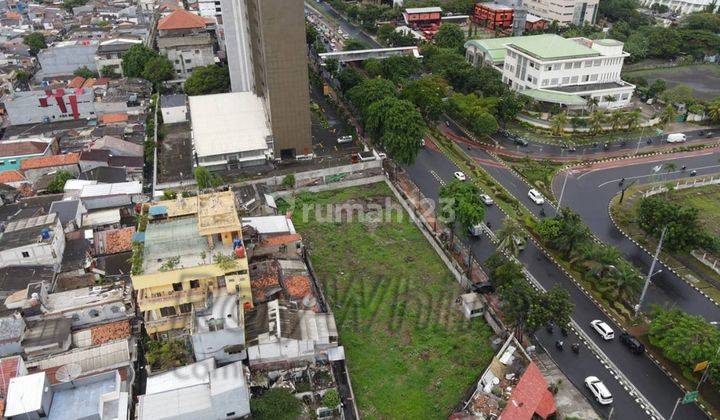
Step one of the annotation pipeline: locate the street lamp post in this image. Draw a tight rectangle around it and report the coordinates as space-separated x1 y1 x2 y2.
635 226 667 318
557 170 570 209
635 125 646 155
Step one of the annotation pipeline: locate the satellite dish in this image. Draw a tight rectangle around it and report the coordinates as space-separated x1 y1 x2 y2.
302 295 317 309
55 363 82 383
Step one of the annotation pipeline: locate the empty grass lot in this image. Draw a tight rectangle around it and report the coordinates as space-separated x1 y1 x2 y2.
666 184 720 237
287 183 494 419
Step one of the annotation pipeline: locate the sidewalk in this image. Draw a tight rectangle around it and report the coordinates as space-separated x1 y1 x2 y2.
535 352 601 420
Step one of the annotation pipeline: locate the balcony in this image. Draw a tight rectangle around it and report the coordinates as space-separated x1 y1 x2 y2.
137 287 208 311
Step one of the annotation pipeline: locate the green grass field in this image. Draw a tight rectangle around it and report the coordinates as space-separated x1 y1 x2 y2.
666 184 720 237
288 183 494 419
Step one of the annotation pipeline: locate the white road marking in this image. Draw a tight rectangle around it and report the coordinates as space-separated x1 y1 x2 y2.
430 170 446 187
597 164 720 188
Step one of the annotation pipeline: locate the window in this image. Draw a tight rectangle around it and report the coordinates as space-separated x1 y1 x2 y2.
593 59 602 66
546 65 553 71
172 282 183 292
9 160 16 164
185 59 191 63
195 49 200 54
529 62 535 68
590 74 598 81
571 76 579 83
574 62 581 69
621 93 629 100
562 76 570 84
217 276 226 287
190 280 200 289
226 413 236 418
21 251 29 258
179 303 192 313
582 75 589 82
564 62 572 69
160 306 177 317
0 162 5 166
550 78 558 85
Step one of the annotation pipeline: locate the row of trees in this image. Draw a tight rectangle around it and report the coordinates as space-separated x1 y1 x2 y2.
121 45 174 85
485 252 574 335
538 209 645 310
549 108 645 136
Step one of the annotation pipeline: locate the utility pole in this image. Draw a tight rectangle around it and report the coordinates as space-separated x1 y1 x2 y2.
619 179 637 204
668 397 681 420
557 170 570 209
635 226 667 318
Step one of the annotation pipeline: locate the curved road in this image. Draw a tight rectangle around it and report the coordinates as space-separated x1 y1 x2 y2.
552 149 720 318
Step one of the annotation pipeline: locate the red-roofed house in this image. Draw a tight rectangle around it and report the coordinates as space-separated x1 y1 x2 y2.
157 9 214 79
67 76 86 89
100 113 129 124
20 152 81 183
0 136 56 174
460 334 557 419
501 362 557 419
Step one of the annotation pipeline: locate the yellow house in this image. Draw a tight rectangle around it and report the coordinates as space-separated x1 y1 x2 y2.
132 191 252 337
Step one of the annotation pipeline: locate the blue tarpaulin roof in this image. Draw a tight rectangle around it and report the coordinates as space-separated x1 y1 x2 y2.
131 232 145 243
148 205 168 216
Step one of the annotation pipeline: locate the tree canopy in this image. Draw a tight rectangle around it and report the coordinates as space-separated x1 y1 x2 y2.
184 65 231 96
194 167 223 189
250 388 302 420
402 75 449 121
337 67 365 93
23 32 46 56
73 66 97 79
142 56 175 85
46 171 74 193
433 24 466 51
438 180 486 230
122 45 158 78
365 97 425 164
637 195 718 252
347 77 397 118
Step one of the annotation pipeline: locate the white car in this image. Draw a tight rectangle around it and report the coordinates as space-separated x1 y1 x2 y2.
480 194 494 206
527 188 545 205
590 320 614 340
585 376 613 405
454 171 467 181
337 135 353 144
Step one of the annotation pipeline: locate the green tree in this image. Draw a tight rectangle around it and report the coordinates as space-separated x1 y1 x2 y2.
62 0 88 10
647 79 667 99
73 66 97 79
637 195 716 252
122 45 158 78
609 263 643 305
379 55 421 83
324 58 339 76
46 171 74 193
580 243 621 279
496 218 526 257
184 65 230 96
281 174 295 189
23 32 46 56
322 389 341 408
365 97 426 164
589 110 605 135
363 58 383 78
439 180 486 232
337 68 365 93
643 26 681 58
305 22 319 45
142 56 175 85
659 105 676 127
347 77 397 118
402 75 449 121
682 12 720 32
660 85 695 105
540 208 591 258
707 98 720 122
434 24 466 51
609 110 626 131
194 166 223 189
100 65 121 79
145 339 190 370
486 253 524 289
543 285 574 328
625 108 642 131
250 388 302 420
649 308 720 382
344 39 371 51
550 112 567 136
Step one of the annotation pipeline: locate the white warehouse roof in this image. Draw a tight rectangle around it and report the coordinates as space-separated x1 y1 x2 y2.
79 181 142 198
189 92 271 159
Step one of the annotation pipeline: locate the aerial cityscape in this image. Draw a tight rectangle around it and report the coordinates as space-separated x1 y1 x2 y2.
0 0 716 418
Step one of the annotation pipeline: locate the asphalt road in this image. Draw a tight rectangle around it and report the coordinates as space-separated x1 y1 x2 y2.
406 146 709 419
552 149 720 319
305 1 382 48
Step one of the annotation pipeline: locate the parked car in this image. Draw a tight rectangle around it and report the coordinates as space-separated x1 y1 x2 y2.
468 223 483 237
666 133 687 143
471 282 495 294
585 376 613 405
337 135 353 144
590 320 614 340
514 138 529 147
480 194 494 206
454 171 467 181
620 332 645 355
527 189 545 205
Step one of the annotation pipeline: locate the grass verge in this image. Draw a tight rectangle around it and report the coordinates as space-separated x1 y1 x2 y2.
289 183 494 419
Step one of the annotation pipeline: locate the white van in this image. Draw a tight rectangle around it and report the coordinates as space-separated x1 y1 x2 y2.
666 133 687 143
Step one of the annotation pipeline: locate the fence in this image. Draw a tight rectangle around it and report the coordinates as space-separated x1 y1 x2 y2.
384 160 489 288
643 174 720 197
692 250 720 275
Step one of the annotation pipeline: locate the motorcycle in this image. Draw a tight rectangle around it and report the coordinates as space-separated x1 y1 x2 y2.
546 323 554 334
555 340 564 351
571 343 580 354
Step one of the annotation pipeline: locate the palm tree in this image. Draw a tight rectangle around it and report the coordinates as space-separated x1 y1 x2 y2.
550 112 567 136
589 111 605 136
609 110 625 132
497 218 526 257
608 264 643 306
603 95 617 104
707 99 720 123
625 109 642 132
660 105 676 127
580 244 621 278
554 209 590 259
587 97 600 112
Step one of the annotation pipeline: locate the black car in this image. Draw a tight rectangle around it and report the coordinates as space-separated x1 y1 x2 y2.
620 332 645 355
471 282 495 294
514 138 529 147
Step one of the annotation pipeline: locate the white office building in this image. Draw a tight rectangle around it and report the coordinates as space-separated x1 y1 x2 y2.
524 0 599 26
638 0 715 14
188 92 273 171
465 34 635 110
